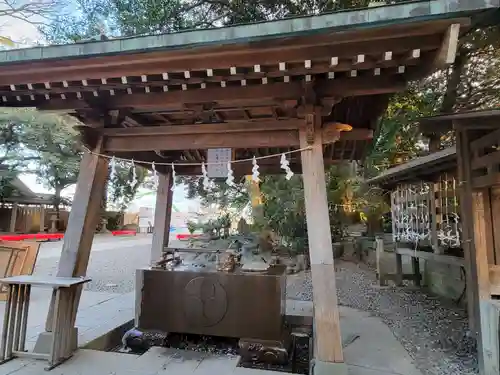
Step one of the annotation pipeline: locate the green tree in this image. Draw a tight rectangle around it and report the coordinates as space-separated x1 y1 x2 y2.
42 0 379 43
0 108 147 217
0 110 37 201
366 25 500 177
180 176 250 214
107 160 147 212
10 109 82 219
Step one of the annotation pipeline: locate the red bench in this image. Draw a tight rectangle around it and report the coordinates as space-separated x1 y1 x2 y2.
0 233 64 242
111 230 137 236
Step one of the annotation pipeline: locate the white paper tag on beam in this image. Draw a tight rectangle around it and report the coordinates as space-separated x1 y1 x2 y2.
207 148 232 178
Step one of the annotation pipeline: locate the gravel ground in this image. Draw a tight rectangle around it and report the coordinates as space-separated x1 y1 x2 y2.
33 238 151 293
286 261 478 375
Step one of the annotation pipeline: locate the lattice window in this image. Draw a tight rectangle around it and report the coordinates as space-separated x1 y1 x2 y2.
433 174 461 249
391 182 431 246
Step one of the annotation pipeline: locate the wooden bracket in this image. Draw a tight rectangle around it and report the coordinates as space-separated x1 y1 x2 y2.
322 123 341 144
304 113 315 145
302 81 317 106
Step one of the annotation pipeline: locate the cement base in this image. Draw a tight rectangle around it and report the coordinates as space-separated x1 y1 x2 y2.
33 328 78 354
311 359 349 375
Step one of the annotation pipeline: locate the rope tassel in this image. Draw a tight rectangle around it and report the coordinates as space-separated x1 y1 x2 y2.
226 161 234 187
171 163 176 191
251 156 260 182
201 162 211 191
130 159 137 186
280 153 294 180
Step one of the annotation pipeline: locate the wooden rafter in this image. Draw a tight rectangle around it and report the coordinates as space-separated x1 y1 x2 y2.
34 76 406 111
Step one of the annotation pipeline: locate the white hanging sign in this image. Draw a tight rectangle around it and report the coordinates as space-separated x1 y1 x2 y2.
207 148 232 178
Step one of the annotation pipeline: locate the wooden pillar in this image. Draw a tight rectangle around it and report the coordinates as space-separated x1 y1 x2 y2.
44 146 109 332
375 237 385 286
299 109 346 374
472 189 498 375
24 207 30 233
9 203 17 233
39 205 45 233
456 127 479 335
429 182 441 254
150 172 174 265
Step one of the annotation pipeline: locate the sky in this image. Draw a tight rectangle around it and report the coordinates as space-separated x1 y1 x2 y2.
0 1 49 46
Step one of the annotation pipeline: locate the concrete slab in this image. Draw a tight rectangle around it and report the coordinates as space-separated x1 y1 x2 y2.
340 307 421 375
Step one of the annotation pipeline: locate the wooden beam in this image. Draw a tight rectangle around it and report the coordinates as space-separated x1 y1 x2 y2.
106 129 298 151
300 108 345 367
102 123 372 152
37 76 407 112
420 116 500 136
101 120 302 136
405 23 460 82
100 121 372 139
151 172 174 265
432 23 460 70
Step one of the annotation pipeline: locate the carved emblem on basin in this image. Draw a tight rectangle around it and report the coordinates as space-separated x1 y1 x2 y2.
183 276 228 327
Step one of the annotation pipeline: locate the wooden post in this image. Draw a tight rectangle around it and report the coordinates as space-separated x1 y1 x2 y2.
39 206 45 233
429 182 441 254
150 172 174 265
457 127 479 335
299 109 346 375
480 300 500 375
375 237 385 286
472 189 498 375
411 257 421 287
395 252 404 286
44 146 109 333
9 203 17 233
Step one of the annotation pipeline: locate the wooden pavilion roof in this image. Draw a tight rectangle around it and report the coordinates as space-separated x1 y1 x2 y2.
367 147 457 189
420 109 500 133
0 0 497 175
